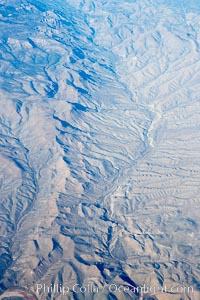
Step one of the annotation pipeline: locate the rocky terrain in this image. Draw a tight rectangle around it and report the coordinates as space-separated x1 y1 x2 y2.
1 0 200 299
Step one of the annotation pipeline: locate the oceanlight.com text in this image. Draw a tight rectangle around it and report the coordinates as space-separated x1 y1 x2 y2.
36 282 194 296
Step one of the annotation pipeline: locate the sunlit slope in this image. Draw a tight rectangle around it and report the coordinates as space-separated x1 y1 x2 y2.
0 0 200 299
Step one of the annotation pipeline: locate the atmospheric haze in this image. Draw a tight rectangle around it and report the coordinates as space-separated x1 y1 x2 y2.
0 0 200 299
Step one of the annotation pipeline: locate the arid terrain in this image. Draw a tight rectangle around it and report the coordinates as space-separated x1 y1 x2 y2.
1 0 200 299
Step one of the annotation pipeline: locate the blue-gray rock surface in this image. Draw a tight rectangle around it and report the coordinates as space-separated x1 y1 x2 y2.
1 1 200 299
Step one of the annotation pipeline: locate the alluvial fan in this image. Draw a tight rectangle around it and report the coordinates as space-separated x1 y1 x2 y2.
1 0 200 299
